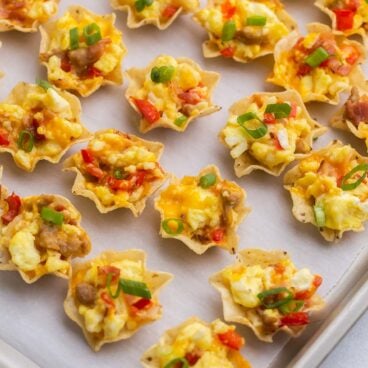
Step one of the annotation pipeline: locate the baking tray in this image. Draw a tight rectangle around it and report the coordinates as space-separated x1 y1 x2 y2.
0 1 367 367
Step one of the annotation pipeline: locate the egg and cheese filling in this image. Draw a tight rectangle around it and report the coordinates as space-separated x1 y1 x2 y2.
73 130 166 208
0 84 86 171
290 145 368 231
194 0 291 60
221 95 315 169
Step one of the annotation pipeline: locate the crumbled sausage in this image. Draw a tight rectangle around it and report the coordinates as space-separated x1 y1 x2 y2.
75 283 97 306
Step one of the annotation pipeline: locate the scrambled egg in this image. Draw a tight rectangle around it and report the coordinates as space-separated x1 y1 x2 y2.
194 0 294 62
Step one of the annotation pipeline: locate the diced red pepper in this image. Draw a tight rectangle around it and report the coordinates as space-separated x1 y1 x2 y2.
0 132 10 146
1 193 22 225
132 298 152 310
185 352 201 366
99 265 121 283
133 98 161 124
107 176 129 191
81 149 94 164
134 171 146 188
333 9 355 31
87 66 103 78
85 163 105 180
289 102 297 118
273 136 283 151
263 113 276 124
280 312 309 326
162 4 178 18
297 64 312 77
101 291 115 308
313 275 323 288
217 330 244 350
221 0 237 19
61 57 72 72
220 47 235 58
211 228 225 243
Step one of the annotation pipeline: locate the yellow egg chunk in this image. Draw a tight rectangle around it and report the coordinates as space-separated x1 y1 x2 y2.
284 141 368 241
268 23 366 104
155 165 250 254
0 82 90 172
126 55 220 133
193 0 296 63
39 5 127 97
64 250 173 351
219 90 327 177
63 129 168 216
210 249 325 342
0 0 58 32
110 0 199 29
141 317 251 368
0 188 91 284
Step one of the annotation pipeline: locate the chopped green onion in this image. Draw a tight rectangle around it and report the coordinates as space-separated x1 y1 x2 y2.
17 130 34 152
257 287 293 308
106 273 120 298
340 163 368 191
305 47 329 68
119 279 152 299
113 169 127 180
246 15 267 26
164 358 189 368
199 173 217 188
150 65 175 83
313 205 326 227
162 218 184 235
221 20 236 42
237 112 268 139
135 0 153 12
265 103 292 119
40 207 64 226
83 23 102 46
36 78 52 91
279 300 304 315
69 27 79 50
174 115 187 127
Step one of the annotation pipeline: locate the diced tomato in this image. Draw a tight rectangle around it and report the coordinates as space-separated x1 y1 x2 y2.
185 352 201 365
295 290 311 300
162 5 178 18
85 163 105 180
132 298 152 310
101 291 115 308
133 98 161 124
289 102 297 118
221 0 237 19
61 57 72 72
263 113 276 124
333 9 355 31
297 64 312 77
211 228 225 243
107 176 128 191
1 193 21 225
280 312 309 326
0 132 10 146
217 330 244 350
178 90 202 105
313 275 323 288
87 66 103 78
81 149 94 164
134 171 146 188
220 47 235 58
99 265 121 283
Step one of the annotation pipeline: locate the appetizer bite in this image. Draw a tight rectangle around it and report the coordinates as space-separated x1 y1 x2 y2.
193 0 296 63
155 165 250 254
126 55 220 133
210 249 325 342
141 317 252 368
219 90 327 177
0 186 91 284
39 6 126 97
330 86 368 152
0 0 58 32
0 81 90 172
268 23 366 104
63 129 168 215
64 250 173 351
284 141 368 241
110 0 199 29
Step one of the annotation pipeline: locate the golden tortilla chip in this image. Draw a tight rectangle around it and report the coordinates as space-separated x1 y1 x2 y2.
126 55 220 133
0 82 90 172
110 0 199 29
64 249 173 351
155 165 250 254
63 129 168 215
141 317 252 367
39 5 126 97
268 23 366 104
193 0 297 63
219 90 327 177
210 249 325 342
284 140 368 241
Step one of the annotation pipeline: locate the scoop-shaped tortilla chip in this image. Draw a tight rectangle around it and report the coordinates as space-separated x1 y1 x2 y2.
126 55 220 133
219 90 327 177
63 129 168 215
155 165 250 254
0 82 90 172
39 5 126 97
210 248 325 342
64 249 173 351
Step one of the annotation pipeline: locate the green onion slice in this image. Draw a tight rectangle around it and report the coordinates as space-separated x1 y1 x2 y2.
36 78 52 91
164 358 189 368
113 169 127 180
83 23 102 46
17 130 34 152
279 300 304 315
174 115 187 127
265 103 292 119
237 112 268 139
69 27 79 50
313 205 326 227
305 47 329 68
40 207 64 226
221 20 236 42
199 173 217 188
135 0 153 12
340 163 368 191
257 287 293 308
162 218 184 235
150 65 175 83
119 279 152 299
246 15 267 26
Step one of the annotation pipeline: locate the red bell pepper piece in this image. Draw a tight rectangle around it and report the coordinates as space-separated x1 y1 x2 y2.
1 193 21 225
0 132 10 146
280 312 309 326
162 5 178 18
297 64 312 77
217 330 244 350
132 298 152 310
313 275 323 288
101 291 115 308
87 66 103 78
220 47 235 58
178 90 202 105
289 102 297 118
81 149 94 164
221 0 237 19
134 171 146 188
85 163 104 180
211 228 225 243
133 98 161 124
333 9 355 31
263 113 276 124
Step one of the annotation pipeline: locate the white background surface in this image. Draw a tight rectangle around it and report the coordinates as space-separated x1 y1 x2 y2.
0 1 367 367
